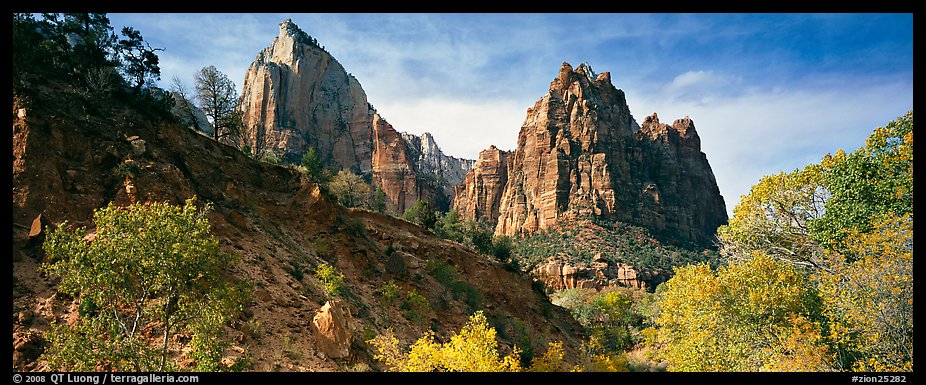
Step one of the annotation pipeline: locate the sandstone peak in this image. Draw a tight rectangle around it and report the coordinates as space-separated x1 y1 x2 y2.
638 113 701 149
278 18 315 47
456 61 727 248
241 21 472 215
576 62 597 82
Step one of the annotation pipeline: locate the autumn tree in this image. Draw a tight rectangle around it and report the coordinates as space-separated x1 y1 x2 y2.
645 254 824 371
715 163 829 271
195 65 241 144
817 214 913 371
369 311 522 372
41 198 248 371
697 111 914 372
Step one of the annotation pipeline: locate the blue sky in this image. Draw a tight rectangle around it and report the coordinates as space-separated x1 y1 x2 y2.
107 13 913 215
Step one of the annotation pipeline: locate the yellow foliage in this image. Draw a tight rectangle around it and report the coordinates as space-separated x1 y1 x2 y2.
647 254 823 371
815 214 913 371
527 341 566 372
763 314 832 371
370 311 521 372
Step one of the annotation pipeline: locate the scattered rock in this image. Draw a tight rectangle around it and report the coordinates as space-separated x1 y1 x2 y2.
130 138 146 157
310 299 353 359
13 331 45 362
17 309 35 325
29 212 46 238
385 251 410 276
254 288 272 303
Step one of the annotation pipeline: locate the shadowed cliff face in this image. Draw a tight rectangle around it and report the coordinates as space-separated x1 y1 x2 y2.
239 19 472 214
456 62 727 249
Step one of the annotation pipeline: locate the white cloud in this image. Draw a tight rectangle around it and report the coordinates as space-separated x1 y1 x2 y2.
660 70 743 105
374 98 527 159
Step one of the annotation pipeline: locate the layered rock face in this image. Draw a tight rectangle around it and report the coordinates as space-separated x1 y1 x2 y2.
630 113 729 247
456 62 727 248
239 19 374 171
239 19 473 213
401 132 475 202
372 114 439 213
452 145 512 223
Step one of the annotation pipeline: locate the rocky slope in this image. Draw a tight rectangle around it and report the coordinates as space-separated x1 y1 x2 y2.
11 91 584 371
238 19 472 213
456 62 727 249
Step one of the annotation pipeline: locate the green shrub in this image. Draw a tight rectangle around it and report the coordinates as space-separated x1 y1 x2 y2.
40 198 247 371
426 259 482 310
314 263 345 298
113 160 140 179
380 280 401 306
403 200 437 229
401 289 431 322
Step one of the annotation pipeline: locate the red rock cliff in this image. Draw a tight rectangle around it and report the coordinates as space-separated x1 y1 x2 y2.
456 62 727 248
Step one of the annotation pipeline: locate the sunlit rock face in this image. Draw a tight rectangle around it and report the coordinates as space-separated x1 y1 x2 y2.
456 62 727 248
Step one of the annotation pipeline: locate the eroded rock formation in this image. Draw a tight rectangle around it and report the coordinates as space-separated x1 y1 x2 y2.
402 132 475 206
455 62 726 248
239 18 374 171
452 145 511 223
372 114 438 213
239 19 473 213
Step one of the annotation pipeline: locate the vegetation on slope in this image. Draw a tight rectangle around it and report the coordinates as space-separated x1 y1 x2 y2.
41 199 249 371
510 217 719 273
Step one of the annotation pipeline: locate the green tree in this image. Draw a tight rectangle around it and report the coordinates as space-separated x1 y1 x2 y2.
466 220 495 255
435 210 466 242
370 187 387 213
195 65 241 144
552 288 636 353
40 198 247 371
811 111 913 257
116 26 163 91
301 147 330 184
328 170 373 209
402 200 437 229
492 235 513 263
